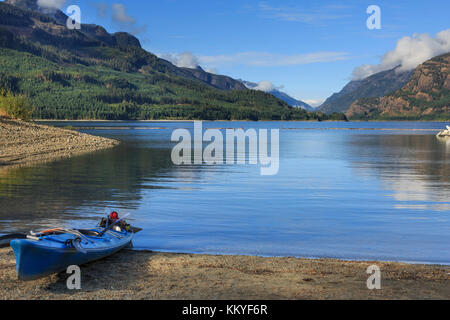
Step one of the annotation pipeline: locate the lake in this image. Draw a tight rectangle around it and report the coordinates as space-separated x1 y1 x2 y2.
1 121 449 265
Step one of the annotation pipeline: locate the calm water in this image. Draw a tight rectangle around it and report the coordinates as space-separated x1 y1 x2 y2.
1 121 449 264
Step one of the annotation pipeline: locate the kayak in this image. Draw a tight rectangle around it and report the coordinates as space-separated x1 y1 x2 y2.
10 227 135 281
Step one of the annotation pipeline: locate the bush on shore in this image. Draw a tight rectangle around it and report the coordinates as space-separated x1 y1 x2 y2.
0 89 33 120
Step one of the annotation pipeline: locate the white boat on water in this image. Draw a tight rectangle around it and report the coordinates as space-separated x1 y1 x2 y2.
436 126 450 137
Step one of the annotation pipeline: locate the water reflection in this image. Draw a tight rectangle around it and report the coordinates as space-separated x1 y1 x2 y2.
349 134 450 211
0 144 176 231
0 122 449 264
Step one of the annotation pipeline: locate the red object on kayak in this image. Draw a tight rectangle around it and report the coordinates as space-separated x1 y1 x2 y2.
110 212 119 220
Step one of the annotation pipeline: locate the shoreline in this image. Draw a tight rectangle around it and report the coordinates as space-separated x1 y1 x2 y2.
133 248 450 267
35 119 446 132
0 247 448 300
40 126 442 132
0 117 120 170
35 119 450 123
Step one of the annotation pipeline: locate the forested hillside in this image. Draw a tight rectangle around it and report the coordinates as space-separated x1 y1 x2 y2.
0 1 345 121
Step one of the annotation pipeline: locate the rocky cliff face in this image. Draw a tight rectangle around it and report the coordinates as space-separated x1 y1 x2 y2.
346 53 450 120
318 67 413 114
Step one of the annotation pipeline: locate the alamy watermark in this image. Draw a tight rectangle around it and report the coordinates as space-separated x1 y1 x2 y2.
366 5 381 30
66 5 81 30
366 265 381 290
171 122 279 176
66 265 81 290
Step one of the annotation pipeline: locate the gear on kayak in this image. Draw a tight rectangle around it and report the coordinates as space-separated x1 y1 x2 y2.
99 211 132 232
110 211 119 220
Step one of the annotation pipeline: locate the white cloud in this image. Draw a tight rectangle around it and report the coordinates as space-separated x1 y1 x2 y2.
245 80 288 93
37 0 66 10
93 2 108 18
352 29 450 80
108 3 146 35
160 52 200 69
253 80 277 92
176 52 199 69
257 2 352 24
198 51 350 68
204 67 218 74
303 99 325 107
159 50 349 76
112 3 135 23
157 52 222 73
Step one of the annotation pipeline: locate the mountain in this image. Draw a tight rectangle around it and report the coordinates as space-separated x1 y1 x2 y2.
346 53 450 120
265 91 315 111
2 0 246 92
318 67 413 114
0 0 342 121
240 80 314 111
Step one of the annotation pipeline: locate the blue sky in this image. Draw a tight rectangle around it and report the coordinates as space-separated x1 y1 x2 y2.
19 0 450 105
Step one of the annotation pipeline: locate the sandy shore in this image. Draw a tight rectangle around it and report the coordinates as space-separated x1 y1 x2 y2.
0 247 448 300
0 117 119 169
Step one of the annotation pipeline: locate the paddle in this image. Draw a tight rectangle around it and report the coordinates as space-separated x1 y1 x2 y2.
0 229 67 248
71 238 87 254
0 233 27 248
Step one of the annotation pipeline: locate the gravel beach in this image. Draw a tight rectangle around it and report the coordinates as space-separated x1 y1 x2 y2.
0 117 119 169
0 247 448 300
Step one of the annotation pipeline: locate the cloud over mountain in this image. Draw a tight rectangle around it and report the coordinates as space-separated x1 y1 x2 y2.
252 80 279 92
89 2 146 35
303 99 325 107
352 29 450 80
112 3 135 23
158 49 349 73
160 52 200 69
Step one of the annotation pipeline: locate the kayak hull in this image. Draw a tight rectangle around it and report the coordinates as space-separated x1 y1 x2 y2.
10 229 133 281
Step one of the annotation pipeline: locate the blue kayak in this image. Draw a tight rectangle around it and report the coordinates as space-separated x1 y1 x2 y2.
10 228 135 281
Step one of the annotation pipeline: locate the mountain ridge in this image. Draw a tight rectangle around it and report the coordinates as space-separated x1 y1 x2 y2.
318 66 413 114
346 53 450 120
1 0 246 91
0 0 346 121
